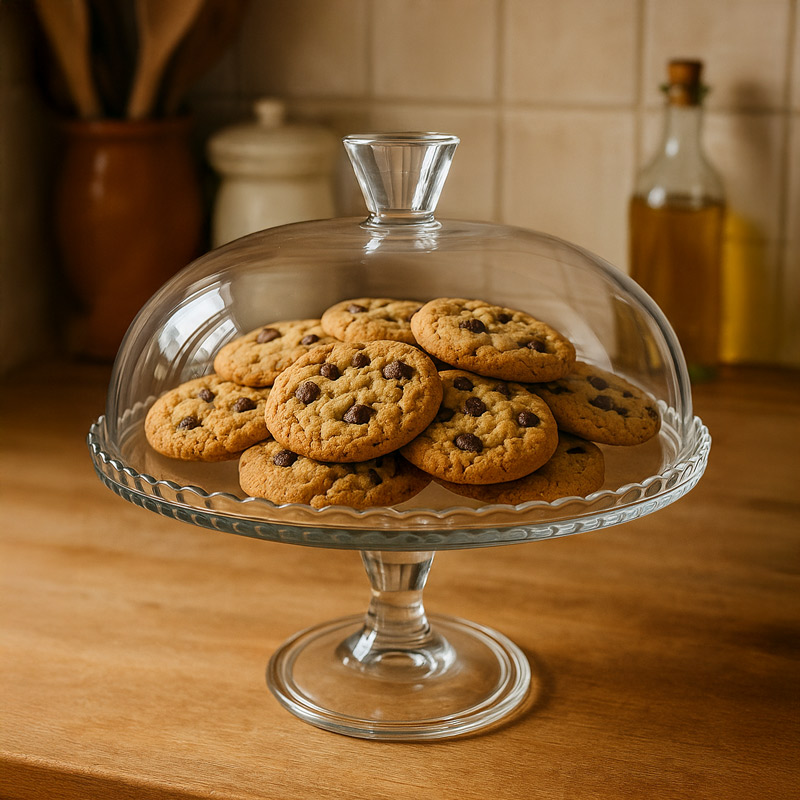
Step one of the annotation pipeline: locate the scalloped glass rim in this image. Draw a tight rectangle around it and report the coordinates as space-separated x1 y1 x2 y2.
87 404 710 552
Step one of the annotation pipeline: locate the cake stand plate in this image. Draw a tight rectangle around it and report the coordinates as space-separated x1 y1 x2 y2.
88 409 709 740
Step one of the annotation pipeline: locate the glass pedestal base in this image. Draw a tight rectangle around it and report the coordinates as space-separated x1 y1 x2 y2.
267 612 532 741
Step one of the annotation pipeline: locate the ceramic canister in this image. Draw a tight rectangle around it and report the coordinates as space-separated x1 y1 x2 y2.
207 98 338 247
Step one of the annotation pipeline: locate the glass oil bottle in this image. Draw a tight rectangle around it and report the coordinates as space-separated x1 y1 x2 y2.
628 60 725 381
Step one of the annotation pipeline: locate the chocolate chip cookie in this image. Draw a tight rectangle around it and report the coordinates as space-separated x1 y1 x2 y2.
264 340 443 463
213 319 339 387
530 361 661 446
239 440 431 509
436 433 605 504
144 375 271 461
400 369 558 484
410 297 576 382
321 297 423 345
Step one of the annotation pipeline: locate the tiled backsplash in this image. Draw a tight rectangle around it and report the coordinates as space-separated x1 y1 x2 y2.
190 0 799 366
12 0 788 371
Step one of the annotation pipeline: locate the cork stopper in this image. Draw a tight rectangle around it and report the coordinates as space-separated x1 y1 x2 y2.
665 59 705 106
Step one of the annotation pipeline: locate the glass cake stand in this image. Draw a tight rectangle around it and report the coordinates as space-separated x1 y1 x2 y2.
87 133 710 741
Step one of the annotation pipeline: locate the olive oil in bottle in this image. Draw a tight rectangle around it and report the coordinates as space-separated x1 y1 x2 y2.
628 60 725 381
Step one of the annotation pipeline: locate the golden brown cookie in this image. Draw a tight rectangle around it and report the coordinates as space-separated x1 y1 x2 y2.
435 433 604 504
409 297 575 382
239 440 430 509
400 369 558 484
144 375 271 461
320 297 423 345
264 340 443 463
530 361 661 445
213 319 339 387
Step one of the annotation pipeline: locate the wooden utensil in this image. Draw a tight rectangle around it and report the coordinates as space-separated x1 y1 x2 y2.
126 0 205 120
160 0 250 116
87 0 135 118
34 0 101 118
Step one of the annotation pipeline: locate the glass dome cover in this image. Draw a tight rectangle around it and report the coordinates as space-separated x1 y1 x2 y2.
90 132 708 549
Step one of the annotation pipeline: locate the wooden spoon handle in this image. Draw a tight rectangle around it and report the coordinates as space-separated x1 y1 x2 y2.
127 0 205 119
160 0 250 116
34 0 101 118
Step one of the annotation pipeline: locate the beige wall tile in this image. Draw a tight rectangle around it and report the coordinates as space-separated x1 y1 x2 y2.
787 114 800 251
721 240 782 363
643 0 791 110
502 109 636 270
239 0 369 98
368 106 498 221
707 112 785 241
372 0 497 101
639 109 785 240
504 0 638 106
793 8 800 111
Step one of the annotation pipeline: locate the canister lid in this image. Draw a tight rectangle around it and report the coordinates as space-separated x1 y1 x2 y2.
207 98 338 178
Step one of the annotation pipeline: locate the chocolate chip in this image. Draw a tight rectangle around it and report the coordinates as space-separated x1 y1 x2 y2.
257 327 280 343
351 352 370 368
623 391 633 398
524 339 547 352
347 303 367 314
300 334 319 346
455 433 482 452
197 388 215 402
459 318 486 334
295 381 320 404
233 397 256 413
497 313 512 323
494 382 511 396
453 376 474 391
382 360 413 380
463 397 487 417
646 406 658 419
320 363 340 380
517 411 541 427
589 395 613 411
368 468 383 485
587 375 608 390
177 415 200 430
273 449 298 467
343 404 371 424
566 446 585 455
613 405 629 417
436 407 455 423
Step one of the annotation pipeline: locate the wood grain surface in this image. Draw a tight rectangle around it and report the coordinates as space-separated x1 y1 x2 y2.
1 361 798 799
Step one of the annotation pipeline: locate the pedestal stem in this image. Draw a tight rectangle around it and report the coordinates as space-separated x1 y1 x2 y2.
337 551 455 678
267 548 532 739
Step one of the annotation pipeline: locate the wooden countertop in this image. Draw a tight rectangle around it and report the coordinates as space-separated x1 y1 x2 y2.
2 361 798 799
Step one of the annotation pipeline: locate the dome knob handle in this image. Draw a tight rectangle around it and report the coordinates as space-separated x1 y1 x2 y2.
343 132 459 227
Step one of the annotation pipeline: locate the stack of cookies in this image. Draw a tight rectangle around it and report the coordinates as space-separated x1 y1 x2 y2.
144 297 661 509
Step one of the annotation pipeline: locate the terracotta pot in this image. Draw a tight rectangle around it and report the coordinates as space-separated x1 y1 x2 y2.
54 117 204 360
